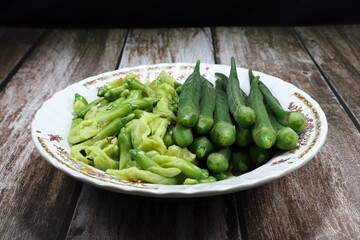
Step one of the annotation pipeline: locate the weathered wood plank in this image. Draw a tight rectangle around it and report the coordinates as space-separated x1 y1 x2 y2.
0 28 44 89
214 26 360 239
0 29 127 239
67 186 241 240
66 28 243 240
119 28 214 67
295 24 360 125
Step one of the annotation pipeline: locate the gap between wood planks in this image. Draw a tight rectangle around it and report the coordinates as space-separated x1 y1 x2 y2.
210 26 249 240
55 29 132 240
0 30 47 92
293 28 360 132
53 27 252 240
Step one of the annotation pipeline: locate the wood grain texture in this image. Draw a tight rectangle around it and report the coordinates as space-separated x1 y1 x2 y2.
66 27 243 240
0 28 44 88
295 25 360 125
0 29 127 239
214 26 360 239
67 186 241 240
119 28 214 68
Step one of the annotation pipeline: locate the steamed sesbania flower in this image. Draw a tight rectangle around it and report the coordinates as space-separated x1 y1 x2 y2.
126 112 170 155
71 137 119 170
124 70 181 155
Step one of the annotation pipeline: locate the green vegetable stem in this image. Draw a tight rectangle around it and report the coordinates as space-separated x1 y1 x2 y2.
68 111 134 145
106 167 178 185
103 84 128 101
72 93 89 113
73 97 104 119
129 149 181 177
93 97 157 124
118 127 133 169
97 86 109 97
152 155 209 180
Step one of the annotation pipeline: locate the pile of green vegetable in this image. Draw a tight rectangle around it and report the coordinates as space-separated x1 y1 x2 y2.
68 57 307 185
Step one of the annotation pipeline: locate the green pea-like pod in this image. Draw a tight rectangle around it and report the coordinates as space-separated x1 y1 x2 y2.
152 155 208 180
129 149 181 178
106 167 178 185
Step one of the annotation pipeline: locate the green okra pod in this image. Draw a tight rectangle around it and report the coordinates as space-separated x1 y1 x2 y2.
195 77 216 135
248 70 277 149
267 106 299 150
172 122 193 148
258 80 307 134
217 57 256 128
177 60 202 128
230 148 250 173
249 144 273 165
209 79 236 147
188 136 214 160
234 126 253 147
206 146 232 174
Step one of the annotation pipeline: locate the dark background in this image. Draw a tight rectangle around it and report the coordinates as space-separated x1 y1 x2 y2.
0 0 359 28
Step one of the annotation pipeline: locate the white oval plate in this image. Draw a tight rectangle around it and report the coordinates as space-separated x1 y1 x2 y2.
31 63 328 198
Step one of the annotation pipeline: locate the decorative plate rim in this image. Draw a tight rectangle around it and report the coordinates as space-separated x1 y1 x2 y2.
31 62 328 198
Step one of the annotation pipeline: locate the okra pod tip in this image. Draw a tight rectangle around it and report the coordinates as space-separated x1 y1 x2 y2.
287 111 307 133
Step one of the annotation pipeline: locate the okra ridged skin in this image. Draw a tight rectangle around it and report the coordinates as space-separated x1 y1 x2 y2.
230 148 250 173
258 81 307 134
177 60 202 128
248 71 277 149
210 79 236 147
267 106 299 150
195 77 216 135
226 57 256 128
206 147 232 174
172 122 194 148
189 136 214 160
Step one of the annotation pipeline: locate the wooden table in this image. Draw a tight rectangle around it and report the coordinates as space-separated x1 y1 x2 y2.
1 24 359 239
